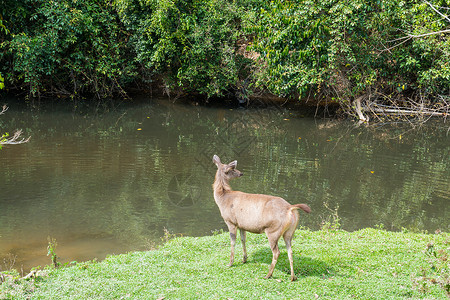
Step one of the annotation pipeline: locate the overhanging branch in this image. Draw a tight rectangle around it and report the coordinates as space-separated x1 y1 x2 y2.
1 129 31 145
1 106 31 146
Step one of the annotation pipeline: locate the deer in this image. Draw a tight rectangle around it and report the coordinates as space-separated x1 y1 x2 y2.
212 155 311 281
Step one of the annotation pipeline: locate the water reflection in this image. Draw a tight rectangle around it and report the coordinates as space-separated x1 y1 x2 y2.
0 98 448 271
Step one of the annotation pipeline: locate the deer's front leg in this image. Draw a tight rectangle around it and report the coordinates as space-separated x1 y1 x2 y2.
226 223 237 267
240 229 247 263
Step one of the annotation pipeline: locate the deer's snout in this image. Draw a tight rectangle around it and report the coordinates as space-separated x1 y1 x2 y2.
238 172 243 177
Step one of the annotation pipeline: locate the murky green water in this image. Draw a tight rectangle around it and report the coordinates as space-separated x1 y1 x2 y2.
0 98 449 271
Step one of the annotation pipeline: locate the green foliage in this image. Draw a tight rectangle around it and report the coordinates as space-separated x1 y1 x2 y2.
1 0 254 99
161 227 180 243
248 0 450 102
0 0 449 107
47 237 59 268
115 0 250 97
320 202 341 231
0 132 8 149
3 0 136 98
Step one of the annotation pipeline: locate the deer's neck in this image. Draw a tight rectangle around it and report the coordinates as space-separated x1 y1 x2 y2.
213 172 232 197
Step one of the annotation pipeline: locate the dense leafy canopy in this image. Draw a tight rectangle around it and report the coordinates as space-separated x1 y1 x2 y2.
250 0 450 102
0 0 449 109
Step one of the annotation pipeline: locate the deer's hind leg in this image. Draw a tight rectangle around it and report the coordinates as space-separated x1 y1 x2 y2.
264 229 282 279
283 229 297 281
283 211 300 281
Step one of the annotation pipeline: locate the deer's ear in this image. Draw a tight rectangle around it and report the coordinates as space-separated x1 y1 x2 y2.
228 160 237 169
213 155 221 166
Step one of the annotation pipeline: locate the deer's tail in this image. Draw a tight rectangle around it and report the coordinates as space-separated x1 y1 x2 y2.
290 204 311 214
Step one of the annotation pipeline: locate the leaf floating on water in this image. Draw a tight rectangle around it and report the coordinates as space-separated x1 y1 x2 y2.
283 118 289 121
370 171 375 174
137 128 142 131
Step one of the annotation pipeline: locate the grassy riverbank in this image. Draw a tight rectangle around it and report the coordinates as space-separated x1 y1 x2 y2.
1 228 448 299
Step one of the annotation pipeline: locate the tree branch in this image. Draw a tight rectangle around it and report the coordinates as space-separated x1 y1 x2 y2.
1 106 31 146
354 96 369 122
0 105 8 115
407 29 450 38
1 130 31 145
424 0 450 24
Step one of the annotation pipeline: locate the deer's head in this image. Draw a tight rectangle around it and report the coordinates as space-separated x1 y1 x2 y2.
213 155 243 181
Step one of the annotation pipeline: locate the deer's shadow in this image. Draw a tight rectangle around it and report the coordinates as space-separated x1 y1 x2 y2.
245 246 334 278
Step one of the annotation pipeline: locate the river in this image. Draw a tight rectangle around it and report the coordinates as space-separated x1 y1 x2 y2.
0 97 448 272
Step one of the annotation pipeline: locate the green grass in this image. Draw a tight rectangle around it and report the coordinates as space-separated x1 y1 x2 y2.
1 228 449 299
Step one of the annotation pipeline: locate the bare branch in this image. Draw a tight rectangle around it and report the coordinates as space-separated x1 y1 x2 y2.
382 28 450 52
1 270 44 282
407 29 450 38
424 0 450 24
380 36 412 53
366 107 447 116
354 96 369 122
1 106 31 146
0 105 8 115
1 130 31 145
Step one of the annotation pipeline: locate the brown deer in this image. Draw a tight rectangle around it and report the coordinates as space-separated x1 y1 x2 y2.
212 155 311 281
